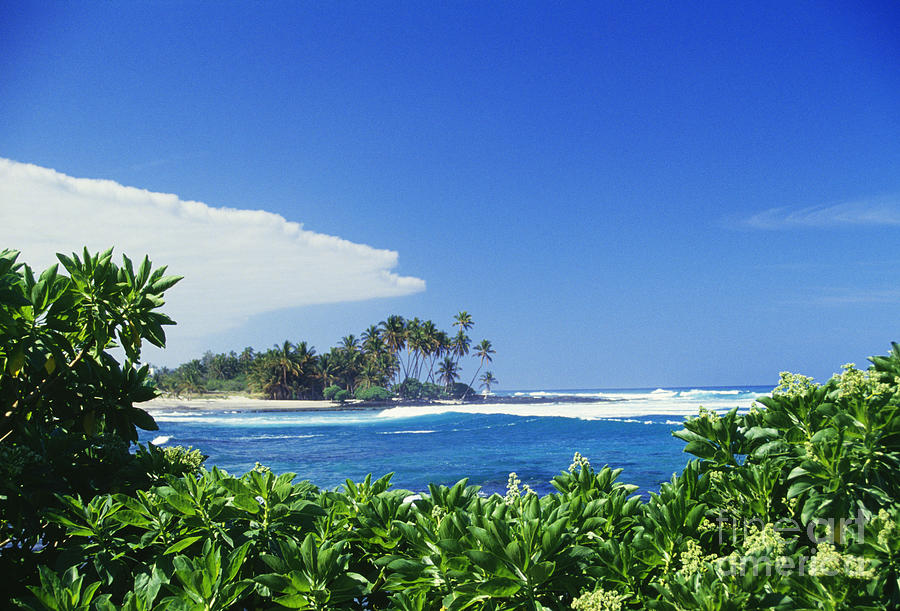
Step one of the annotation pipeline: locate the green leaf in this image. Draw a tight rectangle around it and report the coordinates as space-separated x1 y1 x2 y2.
274 593 313 608
751 440 790 458
150 275 183 294
786 480 816 499
129 407 158 431
477 577 522 597
164 536 203 555
683 440 718 460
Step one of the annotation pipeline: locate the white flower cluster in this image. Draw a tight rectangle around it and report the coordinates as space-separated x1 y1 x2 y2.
431 505 447 525
833 363 892 400
571 587 625 611
679 539 717 578
569 452 591 473
743 523 787 556
874 508 899 548
504 472 534 504
807 542 874 580
696 405 719 423
773 371 819 398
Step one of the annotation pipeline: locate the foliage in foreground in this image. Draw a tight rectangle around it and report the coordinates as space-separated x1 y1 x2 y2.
0 247 180 588
14 346 900 609
3 248 900 609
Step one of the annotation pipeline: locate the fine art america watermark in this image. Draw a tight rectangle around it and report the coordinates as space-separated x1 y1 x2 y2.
706 509 875 578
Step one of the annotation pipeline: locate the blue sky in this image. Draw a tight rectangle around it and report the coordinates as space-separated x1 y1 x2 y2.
2 1 899 388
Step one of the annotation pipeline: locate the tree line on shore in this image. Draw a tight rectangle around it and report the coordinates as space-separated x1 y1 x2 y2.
151 313 498 402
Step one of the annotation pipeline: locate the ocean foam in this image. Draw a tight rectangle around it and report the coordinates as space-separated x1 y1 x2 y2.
378 430 437 435
375 395 757 421
233 434 323 441
150 435 171 445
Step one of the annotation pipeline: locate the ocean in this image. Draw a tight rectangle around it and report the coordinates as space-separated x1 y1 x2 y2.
139 386 769 497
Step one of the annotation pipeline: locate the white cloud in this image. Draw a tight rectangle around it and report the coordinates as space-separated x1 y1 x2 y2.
0 158 426 345
744 198 900 229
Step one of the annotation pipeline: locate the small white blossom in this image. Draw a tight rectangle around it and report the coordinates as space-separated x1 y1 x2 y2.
571 587 625 611
569 452 591 473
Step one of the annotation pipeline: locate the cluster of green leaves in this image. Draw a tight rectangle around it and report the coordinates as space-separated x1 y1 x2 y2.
0 248 181 588
654 355 900 610
354 386 392 402
13 459 645 610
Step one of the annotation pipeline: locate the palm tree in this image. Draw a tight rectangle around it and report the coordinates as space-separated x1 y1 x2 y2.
465 339 495 399
437 356 460 392
274 341 302 399
406 318 429 380
453 311 473 334
291 341 317 398
340 334 360 353
479 371 497 396
416 320 439 380
426 330 451 384
174 366 206 398
451 329 470 372
315 353 338 393
361 325 382 354
380 315 407 383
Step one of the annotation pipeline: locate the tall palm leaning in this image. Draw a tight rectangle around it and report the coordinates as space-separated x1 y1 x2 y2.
465 339 495 399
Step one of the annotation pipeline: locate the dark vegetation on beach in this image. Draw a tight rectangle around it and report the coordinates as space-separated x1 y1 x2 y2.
152 313 498 404
3 248 900 610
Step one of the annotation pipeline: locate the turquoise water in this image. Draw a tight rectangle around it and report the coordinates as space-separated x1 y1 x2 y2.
140 386 769 497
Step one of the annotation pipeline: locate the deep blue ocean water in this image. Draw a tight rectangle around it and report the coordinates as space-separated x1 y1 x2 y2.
139 386 770 497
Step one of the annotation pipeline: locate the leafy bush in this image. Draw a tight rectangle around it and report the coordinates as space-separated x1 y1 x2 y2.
447 381 476 399
134 443 207 481
334 388 351 403
394 377 424 399
0 248 179 592
15 343 900 610
421 381 444 399
394 378 445 400
323 384 342 400
204 376 248 393
355 385 393 401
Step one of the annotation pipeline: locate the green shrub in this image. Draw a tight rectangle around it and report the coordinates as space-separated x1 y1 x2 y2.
447 381 476 399
394 377 423 399
393 378 444 400
205 377 248 393
0 248 179 596
421 382 444 399
334 389 350 403
323 384 342 400
355 386 392 401
134 443 207 481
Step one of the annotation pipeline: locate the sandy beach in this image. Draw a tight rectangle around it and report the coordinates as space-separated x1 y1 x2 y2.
145 395 366 412
143 392 755 419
